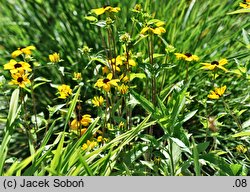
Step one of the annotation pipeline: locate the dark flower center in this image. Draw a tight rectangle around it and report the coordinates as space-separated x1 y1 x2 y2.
17 77 24 83
103 79 110 84
211 61 219 65
103 5 110 8
14 63 22 68
185 53 192 57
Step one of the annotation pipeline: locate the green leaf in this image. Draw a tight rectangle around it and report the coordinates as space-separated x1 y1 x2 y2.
6 88 20 129
140 160 154 170
50 133 65 172
242 28 250 45
201 153 233 175
130 73 146 81
242 118 250 129
196 142 210 153
84 16 98 22
232 131 250 137
183 110 198 123
171 137 191 154
227 9 250 15
79 155 94 176
192 137 201 176
0 88 20 175
130 90 155 114
144 54 165 63
64 85 81 131
230 164 242 176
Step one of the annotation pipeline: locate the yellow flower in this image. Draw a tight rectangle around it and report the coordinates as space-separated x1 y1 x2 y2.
57 84 72 99
92 96 104 107
208 85 226 99
9 71 31 88
4 59 32 73
82 140 97 150
140 20 166 35
207 91 219 99
175 52 199 62
201 59 228 72
91 6 121 15
80 128 87 136
120 74 129 83
132 4 142 12
240 1 250 8
11 46 36 58
97 136 103 142
102 66 110 74
49 52 60 63
81 114 92 127
82 143 88 150
73 72 82 80
118 84 129 94
110 55 136 67
118 121 125 129
236 144 247 154
70 119 81 130
94 73 119 92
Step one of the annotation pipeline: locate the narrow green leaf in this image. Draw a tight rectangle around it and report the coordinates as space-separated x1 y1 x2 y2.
192 137 201 176
242 118 250 129
130 73 146 81
64 86 81 131
50 133 65 171
227 9 250 15
79 155 94 176
130 90 155 114
232 131 250 137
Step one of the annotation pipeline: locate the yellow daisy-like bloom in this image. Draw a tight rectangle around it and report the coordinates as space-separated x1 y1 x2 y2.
201 59 228 72
94 73 120 92
73 72 82 81
91 6 121 15
9 71 31 88
11 46 36 58
92 96 104 107
49 52 60 63
57 84 72 99
70 119 81 130
240 0 250 8
110 55 136 67
4 59 32 73
81 114 92 127
208 85 226 99
175 52 199 62
140 20 166 35
118 84 129 94
236 144 247 154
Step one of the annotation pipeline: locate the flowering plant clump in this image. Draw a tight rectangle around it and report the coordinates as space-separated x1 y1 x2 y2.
1 1 249 176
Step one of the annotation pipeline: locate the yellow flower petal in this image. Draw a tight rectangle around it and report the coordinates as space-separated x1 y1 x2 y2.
140 27 149 34
92 7 105 15
11 50 23 58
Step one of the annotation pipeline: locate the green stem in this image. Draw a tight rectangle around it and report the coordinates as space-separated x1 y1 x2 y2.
168 138 175 176
222 98 242 130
